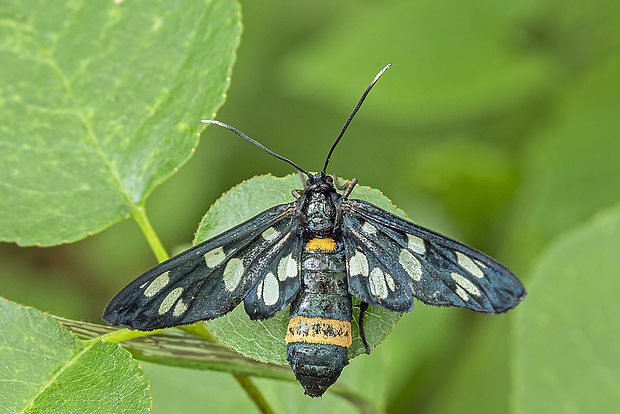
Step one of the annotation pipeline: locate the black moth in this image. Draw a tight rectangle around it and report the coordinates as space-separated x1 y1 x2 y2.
103 64 526 397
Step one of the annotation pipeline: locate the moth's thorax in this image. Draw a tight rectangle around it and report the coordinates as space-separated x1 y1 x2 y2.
301 191 337 235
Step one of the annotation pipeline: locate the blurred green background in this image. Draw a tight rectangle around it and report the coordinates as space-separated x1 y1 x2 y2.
1 0 619 412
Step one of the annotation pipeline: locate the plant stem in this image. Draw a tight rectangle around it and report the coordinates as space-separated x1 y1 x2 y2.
329 385 380 414
180 322 217 342
131 204 169 262
100 327 165 343
130 203 274 413
233 374 276 414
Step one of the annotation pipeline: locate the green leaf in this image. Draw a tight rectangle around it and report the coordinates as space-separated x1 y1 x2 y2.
0 299 150 413
0 0 242 246
195 174 402 364
514 204 620 413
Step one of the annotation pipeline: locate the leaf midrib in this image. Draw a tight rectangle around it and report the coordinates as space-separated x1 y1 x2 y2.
20 339 97 413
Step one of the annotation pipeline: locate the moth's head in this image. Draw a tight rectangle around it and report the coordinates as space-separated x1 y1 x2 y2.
304 172 335 193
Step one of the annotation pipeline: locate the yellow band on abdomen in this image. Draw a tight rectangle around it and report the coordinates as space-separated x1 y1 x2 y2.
285 315 352 347
305 237 337 251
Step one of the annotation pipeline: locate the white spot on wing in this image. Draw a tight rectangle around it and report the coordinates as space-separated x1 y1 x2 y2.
456 252 484 279
159 287 183 314
261 227 280 242
474 259 488 269
451 272 481 297
349 250 369 276
369 267 388 299
262 272 279 306
256 280 264 299
361 222 377 235
173 298 188 317
399 249 422 281
277 253 298 281
384 273 396 291
407 234 426 254
455 286 470 301
204 247 226 268
223 258 244 291
144 271 170 297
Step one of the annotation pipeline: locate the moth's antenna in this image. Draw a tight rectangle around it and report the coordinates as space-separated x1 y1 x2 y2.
322 63 391 174
201 120 311 178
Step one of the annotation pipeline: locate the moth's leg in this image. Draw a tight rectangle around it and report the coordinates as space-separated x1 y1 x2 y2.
332 174 346 190
358 301 371 355
291 170 307 198
342 177 358 199
298 170 307 189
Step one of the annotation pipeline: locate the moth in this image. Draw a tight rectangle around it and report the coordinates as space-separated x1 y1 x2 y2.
102 64 526 397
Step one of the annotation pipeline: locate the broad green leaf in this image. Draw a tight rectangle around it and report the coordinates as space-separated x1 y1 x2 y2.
195 174 402 364
281 0 548 127
514 204 620 413
0 299 150 413
506 56 620 270
0 0 242 246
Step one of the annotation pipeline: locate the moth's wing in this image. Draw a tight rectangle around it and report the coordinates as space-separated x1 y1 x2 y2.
342 199 526 314
243 229 303 320
342 209 415 313
102 202 299 330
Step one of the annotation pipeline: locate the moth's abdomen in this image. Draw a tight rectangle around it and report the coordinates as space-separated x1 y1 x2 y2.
285 342 349 397
286 237 352 397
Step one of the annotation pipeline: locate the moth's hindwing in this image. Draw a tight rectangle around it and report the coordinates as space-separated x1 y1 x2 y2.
342 199 526 314
343 211 415 312
102 202 299 330
243 226 303 319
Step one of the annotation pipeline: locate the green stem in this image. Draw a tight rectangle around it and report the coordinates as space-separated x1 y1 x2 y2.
329 385 380 414
179 322 217 342
131 204 169 262
100 327 165 343
233 374 276 414
129 204 274 413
